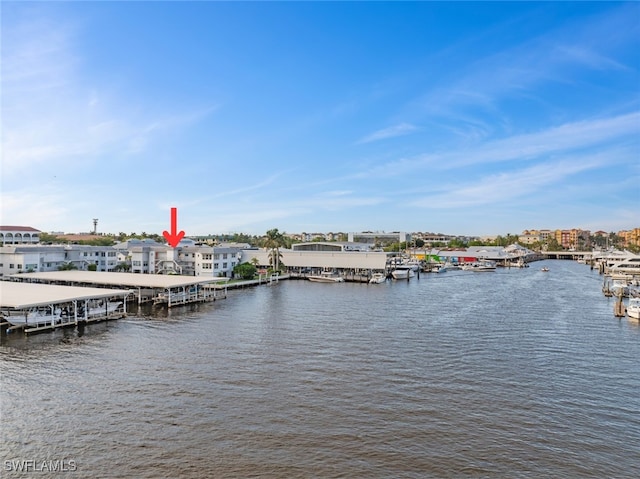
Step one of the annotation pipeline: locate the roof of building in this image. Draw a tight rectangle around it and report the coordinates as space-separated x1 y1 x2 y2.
0 281 131 309
0 226 41 232
9 271 228 289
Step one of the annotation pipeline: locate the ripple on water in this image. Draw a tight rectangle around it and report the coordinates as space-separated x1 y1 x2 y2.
1 261 639 478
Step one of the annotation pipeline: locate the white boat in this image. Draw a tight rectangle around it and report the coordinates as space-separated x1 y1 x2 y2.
404 260 422 272
541 267 550 272
307 271 345 283
84 300 123 318
462 262 496 272
429 262 447 273
391 265 415 280
627 298 640 320
369 272 387 284
5 307 62 327
610 279 630 297
606 254 640 275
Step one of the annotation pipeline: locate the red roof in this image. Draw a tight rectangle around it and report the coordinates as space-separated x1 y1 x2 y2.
0 226 41 232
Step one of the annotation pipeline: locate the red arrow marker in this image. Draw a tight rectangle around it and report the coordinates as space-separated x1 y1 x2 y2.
162 207 185 248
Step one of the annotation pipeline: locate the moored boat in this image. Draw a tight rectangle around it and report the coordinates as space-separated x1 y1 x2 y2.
607 254 640 275
462 261 496 272
391 265 415 280
431 263 448 273
4 307 62 327
307 271 345 283
627 298 640 320
84 300 124 318
369 272 387 284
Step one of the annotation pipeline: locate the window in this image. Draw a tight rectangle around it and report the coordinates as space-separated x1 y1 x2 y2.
214 263 219 269
223 262 227 269
9 264 14 269
223 253 228 259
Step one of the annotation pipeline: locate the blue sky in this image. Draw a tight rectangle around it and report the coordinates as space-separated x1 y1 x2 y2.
2 1 639 237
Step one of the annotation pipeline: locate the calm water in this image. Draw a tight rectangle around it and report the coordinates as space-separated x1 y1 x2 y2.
1 260 639 478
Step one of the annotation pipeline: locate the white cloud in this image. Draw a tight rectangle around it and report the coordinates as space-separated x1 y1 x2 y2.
356 123 418 144
410 155 609 209
1 9 215 178
354 112 639 179
0 190 70 230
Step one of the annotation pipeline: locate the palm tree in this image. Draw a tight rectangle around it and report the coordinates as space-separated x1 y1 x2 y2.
264 228 285 272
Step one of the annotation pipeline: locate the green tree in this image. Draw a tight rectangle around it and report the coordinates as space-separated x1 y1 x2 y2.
448 238 467 248
114 262 131 272
264 228 286 272
233 263 257 280
58 262 78 271
87 264 97 271
546 238 562 251
76 237 116 246
38 232 61 244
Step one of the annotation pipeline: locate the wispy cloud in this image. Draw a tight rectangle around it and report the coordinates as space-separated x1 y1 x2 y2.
412 4 639 132
207 173 288 200
1 8 214 177
355 112 639 179
0 188 70 228
410 154 609 209
356 123 418 144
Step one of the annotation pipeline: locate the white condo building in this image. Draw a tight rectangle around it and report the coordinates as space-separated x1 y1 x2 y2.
0 244 119 276
0 226 41 245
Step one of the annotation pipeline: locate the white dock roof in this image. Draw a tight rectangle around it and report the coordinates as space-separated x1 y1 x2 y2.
10 271 227 289
0 282 132 309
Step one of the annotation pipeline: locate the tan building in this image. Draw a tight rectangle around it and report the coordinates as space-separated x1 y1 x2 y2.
618 228 640 247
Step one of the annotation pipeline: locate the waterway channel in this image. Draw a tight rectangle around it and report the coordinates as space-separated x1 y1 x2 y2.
1 260 638 477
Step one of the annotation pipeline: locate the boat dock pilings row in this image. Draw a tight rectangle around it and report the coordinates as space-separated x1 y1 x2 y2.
8 271 230 307
0 281 132 335
3 310 128 335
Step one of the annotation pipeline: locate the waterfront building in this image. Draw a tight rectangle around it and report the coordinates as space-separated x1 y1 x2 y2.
427 244 538 265
347 231 410 245
291 242 373 252
241 248 389 273
618 228 640 248
0 244 119 276
0 226 41 245
518 232 539 245
181 244 242 278
412 233 456 245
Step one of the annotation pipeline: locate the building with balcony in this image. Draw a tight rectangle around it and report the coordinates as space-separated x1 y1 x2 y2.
0 226 41 245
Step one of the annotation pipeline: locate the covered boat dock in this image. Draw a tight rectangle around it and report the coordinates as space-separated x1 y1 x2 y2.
0 281 132 334
9 271 229 306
